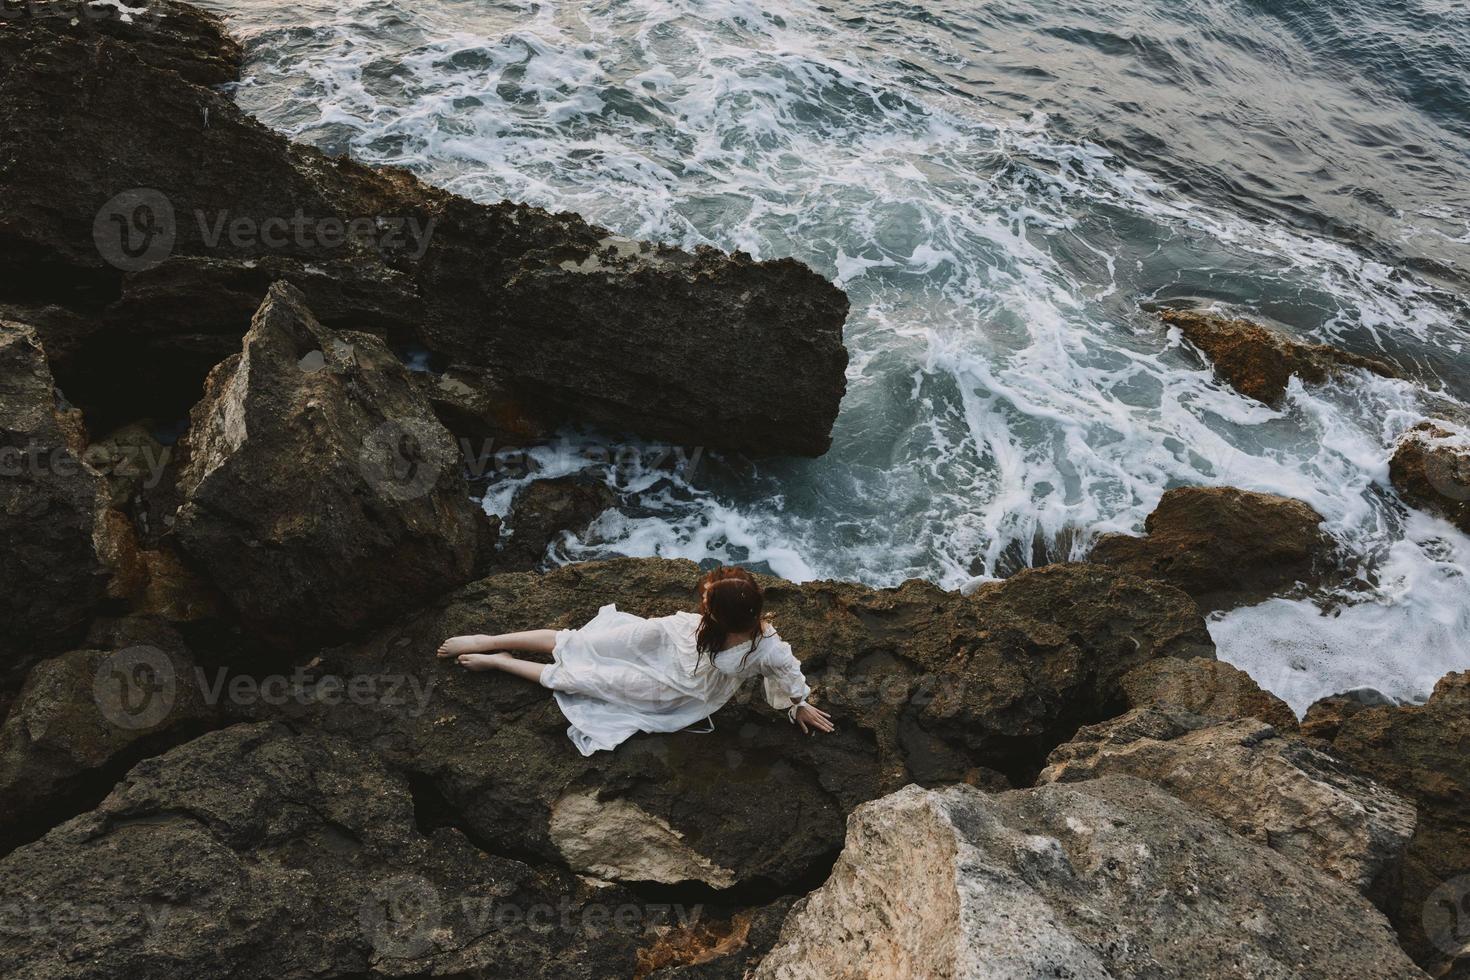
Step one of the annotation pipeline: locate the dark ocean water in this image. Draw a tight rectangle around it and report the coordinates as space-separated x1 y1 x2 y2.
202 0 1470 710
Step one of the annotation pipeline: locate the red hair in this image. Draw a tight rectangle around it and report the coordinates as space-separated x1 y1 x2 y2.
695 566 766 668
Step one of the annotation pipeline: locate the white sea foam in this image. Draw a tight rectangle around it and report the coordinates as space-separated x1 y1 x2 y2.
211 0 1470 706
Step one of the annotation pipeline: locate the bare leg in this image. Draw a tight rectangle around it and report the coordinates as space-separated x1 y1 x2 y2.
437 629 558 658
456 652 549 685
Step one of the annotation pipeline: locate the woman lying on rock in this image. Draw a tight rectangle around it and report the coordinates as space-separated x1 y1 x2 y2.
435 566 835 755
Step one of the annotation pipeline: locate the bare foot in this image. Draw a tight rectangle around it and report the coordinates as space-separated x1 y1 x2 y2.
456 653 510 671
437 635 488 658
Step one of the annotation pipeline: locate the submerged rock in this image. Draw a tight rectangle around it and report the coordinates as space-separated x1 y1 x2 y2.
1089 485 1334 612
173 283 484 647
753 778 1423 979
0 321 110 690
1163 308 1399 404
1322 671 1470 977
1389 422 1470 534
0 723 699 979
1038 707 1416 892
0 11 848 455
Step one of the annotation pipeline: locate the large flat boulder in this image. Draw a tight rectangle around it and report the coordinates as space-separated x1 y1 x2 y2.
0 321 111 689
754 778 1423 979
1321 671 1470 977
1038 707 1416 892
0 9 848 454
250 557 1212 897
173 283 484 646
0 722 713 979
1090 485 1334 612
1163 308 1399 405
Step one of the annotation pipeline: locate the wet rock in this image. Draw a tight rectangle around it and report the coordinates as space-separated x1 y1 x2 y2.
259 557 1211 897
0 15 849 455
1390 422 1470 534
635 901 795 980
0 321 110 691
753 779 1423 979
0 722 697 979
495 475 618 571
173 283 483 647
1038 707 1416 891
1119 656 1300 731
0 631 216 855
1090 485 1334 612
1322 671 1470 977
916 562 1215 775
14 0 242 87
413 362 550 447
1162 308 1399 405
1301 687 1396 742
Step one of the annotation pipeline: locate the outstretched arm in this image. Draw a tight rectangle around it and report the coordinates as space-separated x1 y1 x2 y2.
759 640 835 735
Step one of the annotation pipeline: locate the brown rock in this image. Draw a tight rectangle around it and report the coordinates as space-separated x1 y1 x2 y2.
0 632 216 854
1301 687 1396 742
1090 485 1334 611
1325 671 1470 977
1162 308 1399 405
173 283 483 647
0 723 695 979
753 779 1424 979
0 321 110 690
1120 656 1299 731
1390 422 1470 534
1039 707 1416 892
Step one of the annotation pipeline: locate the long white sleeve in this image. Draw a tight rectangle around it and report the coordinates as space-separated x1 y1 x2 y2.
757 636 811 713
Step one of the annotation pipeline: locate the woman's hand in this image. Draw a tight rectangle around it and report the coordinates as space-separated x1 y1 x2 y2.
793 703 835 735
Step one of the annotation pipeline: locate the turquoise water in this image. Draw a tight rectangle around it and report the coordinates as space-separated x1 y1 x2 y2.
204 0 1470 710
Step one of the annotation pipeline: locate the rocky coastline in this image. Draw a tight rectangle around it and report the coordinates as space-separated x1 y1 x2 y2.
1 3 1468 978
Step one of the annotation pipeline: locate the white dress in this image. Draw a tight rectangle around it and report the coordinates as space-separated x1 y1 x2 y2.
539 604 812 755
